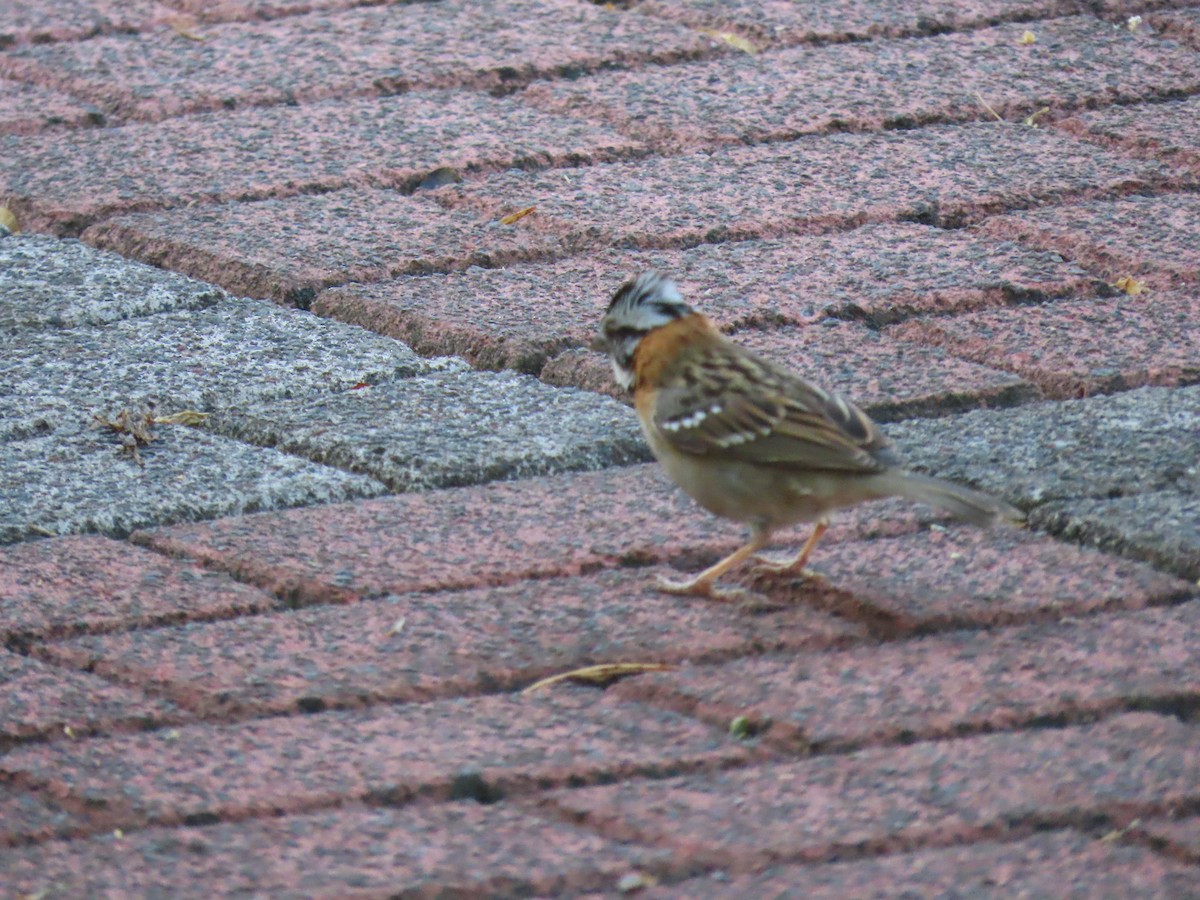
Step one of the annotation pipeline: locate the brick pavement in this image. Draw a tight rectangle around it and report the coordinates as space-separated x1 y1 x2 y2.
2 1 1199 896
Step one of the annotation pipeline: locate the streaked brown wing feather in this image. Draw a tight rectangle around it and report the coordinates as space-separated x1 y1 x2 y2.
653 343 894 473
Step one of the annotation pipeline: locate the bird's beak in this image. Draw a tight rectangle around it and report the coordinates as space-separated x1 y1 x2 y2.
588 334 608 353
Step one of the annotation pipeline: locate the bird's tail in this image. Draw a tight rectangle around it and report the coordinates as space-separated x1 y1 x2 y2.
886 470 1024 527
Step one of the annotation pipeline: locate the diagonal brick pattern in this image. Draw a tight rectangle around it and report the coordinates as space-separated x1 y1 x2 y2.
2 0 1199 895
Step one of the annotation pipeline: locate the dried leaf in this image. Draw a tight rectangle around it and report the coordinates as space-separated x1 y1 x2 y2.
698 27 757 55
154 410 209 426
729 714 772 739
1023 107 1050 127
0 205 18 234
1113 275 1147 296
1100 818 1142 842
521 662 674 694
498 206 536 226
616 872 659 893
973 92 1004 123
1126 16 1142 33
1018 30 1037 45
169 18 207 41
95 406 158 466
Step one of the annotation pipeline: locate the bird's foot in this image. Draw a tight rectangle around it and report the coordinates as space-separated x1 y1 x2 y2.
654 574 747 602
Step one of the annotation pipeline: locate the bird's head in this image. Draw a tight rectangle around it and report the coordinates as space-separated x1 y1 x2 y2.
592 271 693 391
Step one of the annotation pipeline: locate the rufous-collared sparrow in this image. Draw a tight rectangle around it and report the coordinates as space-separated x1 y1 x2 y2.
594 271 1024 599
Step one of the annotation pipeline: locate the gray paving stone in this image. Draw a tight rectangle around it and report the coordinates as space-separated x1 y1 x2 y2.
2 296 466 441
0 425 385 544
887 385 1200 507
207 370 651 492
0 232 224 331
1032 492 1200 582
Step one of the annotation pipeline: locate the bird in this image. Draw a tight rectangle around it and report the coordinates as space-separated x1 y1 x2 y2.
593 271 1024 599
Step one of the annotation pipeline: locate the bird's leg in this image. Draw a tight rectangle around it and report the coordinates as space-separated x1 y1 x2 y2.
753 518 829 578
656 525 772 600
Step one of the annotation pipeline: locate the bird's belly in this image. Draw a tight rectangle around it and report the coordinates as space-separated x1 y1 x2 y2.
650 444 831 528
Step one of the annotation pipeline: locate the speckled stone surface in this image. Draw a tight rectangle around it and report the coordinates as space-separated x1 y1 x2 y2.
40 568 863 717
0 649 181 741
0 425 385 544
0 0 717 121
0 692 744 828
0 785 85 847
1150 6 1200 48
543 321 1037 417
1138 816 1200 863
766 525 1191 633
0 91 644 235
887 385 1200 505
0 803 673 898
522 17 1200 150
0 535 278 642
83 189 569 304
643 832 1199 898
979 193 1200 287
548 714 1200 869
615 603 1200 752
3 296 461 439
1054 96 1200 176
891 290 1200 398
0 233 224 332
0 78 100 136
5 0 1200 888
434 123 1172 244
314 224 1097 373
0 0 172 47
634 0 1119 45
133 463 931 603
1032 491 1200 582
206 370 649 492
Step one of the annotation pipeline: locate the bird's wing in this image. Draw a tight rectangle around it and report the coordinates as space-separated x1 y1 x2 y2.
652 342 896 473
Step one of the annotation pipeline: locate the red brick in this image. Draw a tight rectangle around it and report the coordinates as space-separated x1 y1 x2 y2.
1138 816 1200 864
39 569 863 717
891 290 1200 399
173 0 381 22
83 189 564 304
785 526 1192 633
0 692 744 829
0 785 85 847
1149 7 1200 49
432 124 1171 247
635 0 1116 46
0 535 278 641
978 193 1200 287
0 0 172 47
0 0 716 121
644 832 1198 898
614 603 1200 752
547 714 1200 870
544 321 1035 415
0 79 99 136
1054 96 1200 177
522 17 1200 150
133 463 930 605
0 649 181 741
0 803 671 898
314 224 1098 372
1 92 642 235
